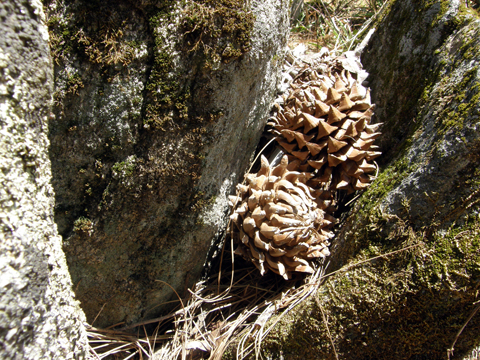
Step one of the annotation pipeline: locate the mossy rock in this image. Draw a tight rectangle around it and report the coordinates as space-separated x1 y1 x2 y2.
44 0 288 327
261 215 480 359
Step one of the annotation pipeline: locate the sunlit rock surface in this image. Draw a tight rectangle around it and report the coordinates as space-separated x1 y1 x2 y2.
0 1 88 358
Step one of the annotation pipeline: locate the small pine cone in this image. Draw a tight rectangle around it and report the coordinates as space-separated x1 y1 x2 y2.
229 155 333 280
268 63 382 194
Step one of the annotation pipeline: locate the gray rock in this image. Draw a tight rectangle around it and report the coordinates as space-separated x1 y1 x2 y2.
0 0 88 359
45 0 289 327
361 0 480 230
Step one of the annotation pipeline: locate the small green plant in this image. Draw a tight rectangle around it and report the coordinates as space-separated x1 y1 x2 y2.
111 156 136 179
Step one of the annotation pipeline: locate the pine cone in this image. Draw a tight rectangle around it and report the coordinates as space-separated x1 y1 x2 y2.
268 62 382 194
229 155 333 280
228 53 383 279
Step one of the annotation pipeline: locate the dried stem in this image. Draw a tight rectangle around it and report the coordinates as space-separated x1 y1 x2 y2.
314 294 339 360
447 301 480 360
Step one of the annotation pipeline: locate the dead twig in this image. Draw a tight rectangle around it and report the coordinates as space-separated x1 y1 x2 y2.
447 301 480 360
91 303 107 327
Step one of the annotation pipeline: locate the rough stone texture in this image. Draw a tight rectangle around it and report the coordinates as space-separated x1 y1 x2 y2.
365 0 479 229
45 0 289 327
260 1 480 359
0 0 88 359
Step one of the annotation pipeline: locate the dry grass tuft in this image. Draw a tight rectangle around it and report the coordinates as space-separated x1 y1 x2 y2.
86 324 169 359
289 0 388 53
85 242 423 359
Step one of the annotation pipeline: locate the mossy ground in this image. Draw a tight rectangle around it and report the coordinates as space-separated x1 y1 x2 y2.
259 213 480 359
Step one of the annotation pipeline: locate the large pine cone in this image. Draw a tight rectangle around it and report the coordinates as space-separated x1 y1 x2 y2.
268 59 382 194
229 155 333 280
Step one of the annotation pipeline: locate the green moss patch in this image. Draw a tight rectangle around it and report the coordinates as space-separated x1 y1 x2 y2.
181 0 254 65
422 15 480 137
143 0 254 128
140 1 254 213
112 156 136 179
362 0 476 161
44 0 137 67
261 212 480 360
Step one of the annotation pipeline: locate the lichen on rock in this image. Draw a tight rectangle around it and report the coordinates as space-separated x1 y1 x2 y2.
0 0 88 358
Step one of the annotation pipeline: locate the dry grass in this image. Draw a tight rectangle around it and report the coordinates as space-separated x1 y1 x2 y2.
152 252 329 360
86 249 329 359
289 0 388 54
86 324 169 359
463 347 480 360
85 241 424 359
